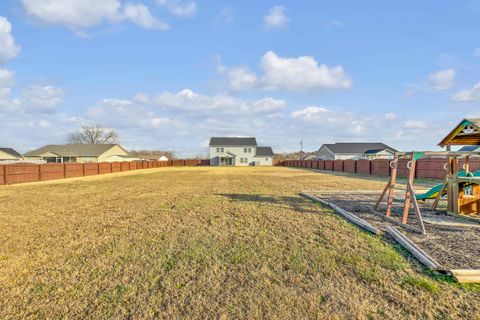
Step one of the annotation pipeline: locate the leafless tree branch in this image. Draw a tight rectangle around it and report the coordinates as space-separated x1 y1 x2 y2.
68 124 120 144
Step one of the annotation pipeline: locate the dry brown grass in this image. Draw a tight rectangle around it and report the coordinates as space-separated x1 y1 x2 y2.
0 166 478 319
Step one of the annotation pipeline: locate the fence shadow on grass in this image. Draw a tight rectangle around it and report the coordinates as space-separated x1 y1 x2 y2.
216 193 322 214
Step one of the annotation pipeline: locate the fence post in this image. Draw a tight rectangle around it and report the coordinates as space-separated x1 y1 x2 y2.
39 164 43 181
63 163 66 178
82 163 86 177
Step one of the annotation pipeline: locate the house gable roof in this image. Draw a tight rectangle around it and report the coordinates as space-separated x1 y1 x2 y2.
439 118 480 147
321 142 397 154
24 144 127 157
0 147 22 158
458 145 480 152
256 146 274 157
209 137 257 147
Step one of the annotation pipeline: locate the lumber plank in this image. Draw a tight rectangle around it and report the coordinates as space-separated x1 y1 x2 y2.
452 275 480 284
300 192 381 235
385 226 443 270
450 269 480 276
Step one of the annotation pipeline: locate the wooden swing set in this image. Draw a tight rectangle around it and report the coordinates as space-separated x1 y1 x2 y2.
374 119 480 234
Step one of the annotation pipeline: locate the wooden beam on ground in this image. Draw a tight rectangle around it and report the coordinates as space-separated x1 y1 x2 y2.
450 269 480 283
300 192 381 235
385 226 443 270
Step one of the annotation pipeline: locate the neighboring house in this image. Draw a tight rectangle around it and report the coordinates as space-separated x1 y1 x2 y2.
0 148 22 162
316 143 397 160
209 137 274 166
459 146 480 152
24 144 140 163
303 154 317 161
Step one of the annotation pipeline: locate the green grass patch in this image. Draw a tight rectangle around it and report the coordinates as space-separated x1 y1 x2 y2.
402 275 440 294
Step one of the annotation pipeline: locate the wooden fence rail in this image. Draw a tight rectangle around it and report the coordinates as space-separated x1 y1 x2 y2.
277 158 480 180
0 159 209 186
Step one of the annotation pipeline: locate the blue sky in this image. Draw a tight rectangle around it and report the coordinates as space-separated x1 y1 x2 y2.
1 0 480 157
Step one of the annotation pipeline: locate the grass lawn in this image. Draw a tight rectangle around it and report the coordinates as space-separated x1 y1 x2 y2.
0 166 478 319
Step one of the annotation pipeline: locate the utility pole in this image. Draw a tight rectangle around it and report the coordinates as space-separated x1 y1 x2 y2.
299 139 303 160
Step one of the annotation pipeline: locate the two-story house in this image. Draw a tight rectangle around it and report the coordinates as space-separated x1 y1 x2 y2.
209 137 274 166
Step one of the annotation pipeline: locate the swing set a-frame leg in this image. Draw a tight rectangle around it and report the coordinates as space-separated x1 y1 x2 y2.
431 181 447 211
403 157 416 224
374 159 397 213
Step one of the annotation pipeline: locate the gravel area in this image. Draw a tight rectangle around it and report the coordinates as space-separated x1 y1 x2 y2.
309 190 480 269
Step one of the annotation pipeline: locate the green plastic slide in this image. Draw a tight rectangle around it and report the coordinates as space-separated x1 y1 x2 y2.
415 170 474 201
415 183 446 200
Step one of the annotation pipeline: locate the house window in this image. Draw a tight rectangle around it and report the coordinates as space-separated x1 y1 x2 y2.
266 158 268 161
244 148 247 153
221 147 224 152
216 147 220 152
248 148 251 153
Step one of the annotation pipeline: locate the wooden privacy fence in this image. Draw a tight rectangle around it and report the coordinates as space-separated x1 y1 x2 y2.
0 159 210 186
279 158 480 180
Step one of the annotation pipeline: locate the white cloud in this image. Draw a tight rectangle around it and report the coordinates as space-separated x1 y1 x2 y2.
122 3 169 30
21 0 168 32
453 82 480 102
428 69 455 90
402 88 416 100
226 67 258 91
263 6 289 30
22 85 64 112
260 51 352 91
141 117 172 128
218 51 351 92
216 7 233 25
291 106 328 121
325 20 344 29
0 68 14 105
133 92 151 103
153 89 285 114
0 68 14 88
403 120 427 130
385 113 397 120
0 17 21 63
290 106 367 136
21 0 121 28
157 0 197 17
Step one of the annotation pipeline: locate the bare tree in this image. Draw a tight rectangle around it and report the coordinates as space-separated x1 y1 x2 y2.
68 124 120 144
129 150 176 160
